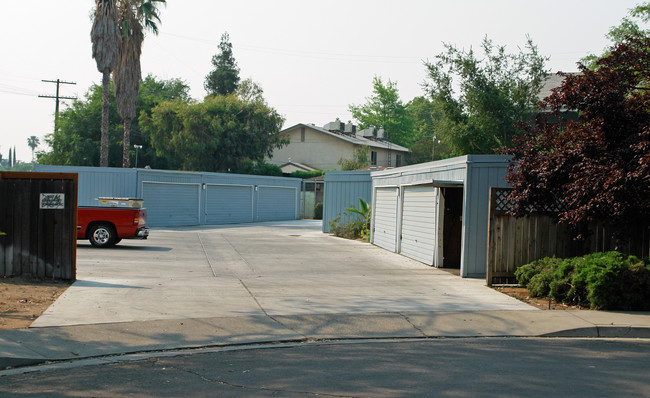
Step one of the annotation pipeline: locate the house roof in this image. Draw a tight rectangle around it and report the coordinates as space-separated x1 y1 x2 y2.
539 73 575 101
282 123 410 153
278 161 316 172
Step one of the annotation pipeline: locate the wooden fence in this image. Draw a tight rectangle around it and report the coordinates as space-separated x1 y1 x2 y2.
0 172 77 280
486 188 650 286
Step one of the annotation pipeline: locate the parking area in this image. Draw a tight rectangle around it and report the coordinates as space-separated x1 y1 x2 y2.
33 220 534 327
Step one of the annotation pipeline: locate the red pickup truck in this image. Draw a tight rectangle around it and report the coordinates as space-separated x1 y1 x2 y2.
77 198 149 248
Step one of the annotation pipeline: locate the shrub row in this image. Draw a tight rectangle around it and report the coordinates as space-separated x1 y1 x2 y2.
514 252 650 310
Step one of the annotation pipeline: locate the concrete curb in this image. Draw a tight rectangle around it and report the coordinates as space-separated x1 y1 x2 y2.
542 326 650 338
2 310 650 371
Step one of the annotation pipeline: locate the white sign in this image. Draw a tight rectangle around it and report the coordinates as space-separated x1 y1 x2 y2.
40 193 65 209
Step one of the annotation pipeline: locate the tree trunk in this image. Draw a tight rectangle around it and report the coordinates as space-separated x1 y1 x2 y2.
100 69 111 167
122 118 131 168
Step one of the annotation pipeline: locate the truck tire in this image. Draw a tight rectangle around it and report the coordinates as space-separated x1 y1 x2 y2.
89 223 117 248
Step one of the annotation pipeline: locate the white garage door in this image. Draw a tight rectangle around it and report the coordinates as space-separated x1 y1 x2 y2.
143 182 200 227
206 184 253 224
400 185 438 265
372 187 399 252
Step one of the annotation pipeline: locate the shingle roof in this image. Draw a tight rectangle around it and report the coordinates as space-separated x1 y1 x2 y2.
283 123 410 152
539 73 576 101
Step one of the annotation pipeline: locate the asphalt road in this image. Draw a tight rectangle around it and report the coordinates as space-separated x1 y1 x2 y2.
1 338 649 397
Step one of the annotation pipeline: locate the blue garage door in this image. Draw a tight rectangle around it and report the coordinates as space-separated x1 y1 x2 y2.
256 186 297 221
205 184 253 224
143 182 200 227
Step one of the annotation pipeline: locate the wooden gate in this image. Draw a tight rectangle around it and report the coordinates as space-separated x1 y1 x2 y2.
0 172 77 280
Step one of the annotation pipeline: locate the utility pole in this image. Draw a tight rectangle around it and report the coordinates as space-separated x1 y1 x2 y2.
39 79 76 133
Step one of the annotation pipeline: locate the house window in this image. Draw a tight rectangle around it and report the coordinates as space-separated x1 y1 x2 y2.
371 151 378 166
300 127 305 142
396 154 402 167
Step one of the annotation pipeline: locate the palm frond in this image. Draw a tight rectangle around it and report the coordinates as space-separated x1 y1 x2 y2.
91 0 122 72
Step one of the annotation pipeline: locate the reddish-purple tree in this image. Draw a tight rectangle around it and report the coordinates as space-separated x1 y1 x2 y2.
506 34 650 240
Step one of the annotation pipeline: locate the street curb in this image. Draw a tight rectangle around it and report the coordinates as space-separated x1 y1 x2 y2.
541 326 650 338
3 327 650 371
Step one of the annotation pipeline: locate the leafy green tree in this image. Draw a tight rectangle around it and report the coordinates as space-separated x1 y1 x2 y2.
236 159 283 176
338 145 370 170
91 0 122 167
348 77 415 147
235 78 265 104
114 0 166 167
38 75 190 168
406 96 454 163
582 2 650 68
423 36 548 155
142 94 285 172
204 32 240 96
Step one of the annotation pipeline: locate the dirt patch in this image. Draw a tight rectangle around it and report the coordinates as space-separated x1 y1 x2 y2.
0 276 71 330
494 286 588 310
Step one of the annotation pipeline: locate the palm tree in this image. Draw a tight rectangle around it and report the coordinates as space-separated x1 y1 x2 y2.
27 136 40 161
114 0 165 168
91 0 121 167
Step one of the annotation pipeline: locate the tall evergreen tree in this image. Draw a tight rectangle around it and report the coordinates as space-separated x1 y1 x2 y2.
204 32 240 96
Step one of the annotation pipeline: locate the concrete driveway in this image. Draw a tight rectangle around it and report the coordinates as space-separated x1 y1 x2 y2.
33 220 534 327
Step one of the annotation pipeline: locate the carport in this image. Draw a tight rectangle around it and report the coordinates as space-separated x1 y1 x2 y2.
370 155 510 278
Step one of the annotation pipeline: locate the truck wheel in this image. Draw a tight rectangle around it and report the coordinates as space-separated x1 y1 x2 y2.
89 224 117 248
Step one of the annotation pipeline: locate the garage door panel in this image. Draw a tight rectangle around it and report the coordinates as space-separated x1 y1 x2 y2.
143 182 200 227
400 185 437 265
206 185 253 224
373 187 398 252
257 186 297 221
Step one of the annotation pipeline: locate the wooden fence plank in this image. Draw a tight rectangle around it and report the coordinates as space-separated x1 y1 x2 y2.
486 187 648 285
0 173 76 280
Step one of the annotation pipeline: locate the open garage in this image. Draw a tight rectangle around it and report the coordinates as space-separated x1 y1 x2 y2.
370 155 510 278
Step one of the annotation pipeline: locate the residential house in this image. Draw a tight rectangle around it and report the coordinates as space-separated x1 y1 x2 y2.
268 119 410 172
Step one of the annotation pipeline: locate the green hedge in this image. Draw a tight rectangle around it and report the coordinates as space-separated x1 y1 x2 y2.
514 252 650 310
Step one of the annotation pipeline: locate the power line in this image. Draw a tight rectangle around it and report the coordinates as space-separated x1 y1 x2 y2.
39 79 76 133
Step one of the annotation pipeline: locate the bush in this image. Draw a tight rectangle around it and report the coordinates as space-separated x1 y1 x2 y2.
328 215 366 240
314 203 323 220
514 257 562 292
515 252 650 310
290 170 330 179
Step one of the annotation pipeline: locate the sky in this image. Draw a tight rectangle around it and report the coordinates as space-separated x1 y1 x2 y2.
0 0 643 163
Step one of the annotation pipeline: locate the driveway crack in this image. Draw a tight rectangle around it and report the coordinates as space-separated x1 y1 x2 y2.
397 312 428 337
197 233 217 277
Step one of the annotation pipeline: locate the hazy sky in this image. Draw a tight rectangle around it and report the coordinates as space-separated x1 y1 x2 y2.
0 0 642 162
